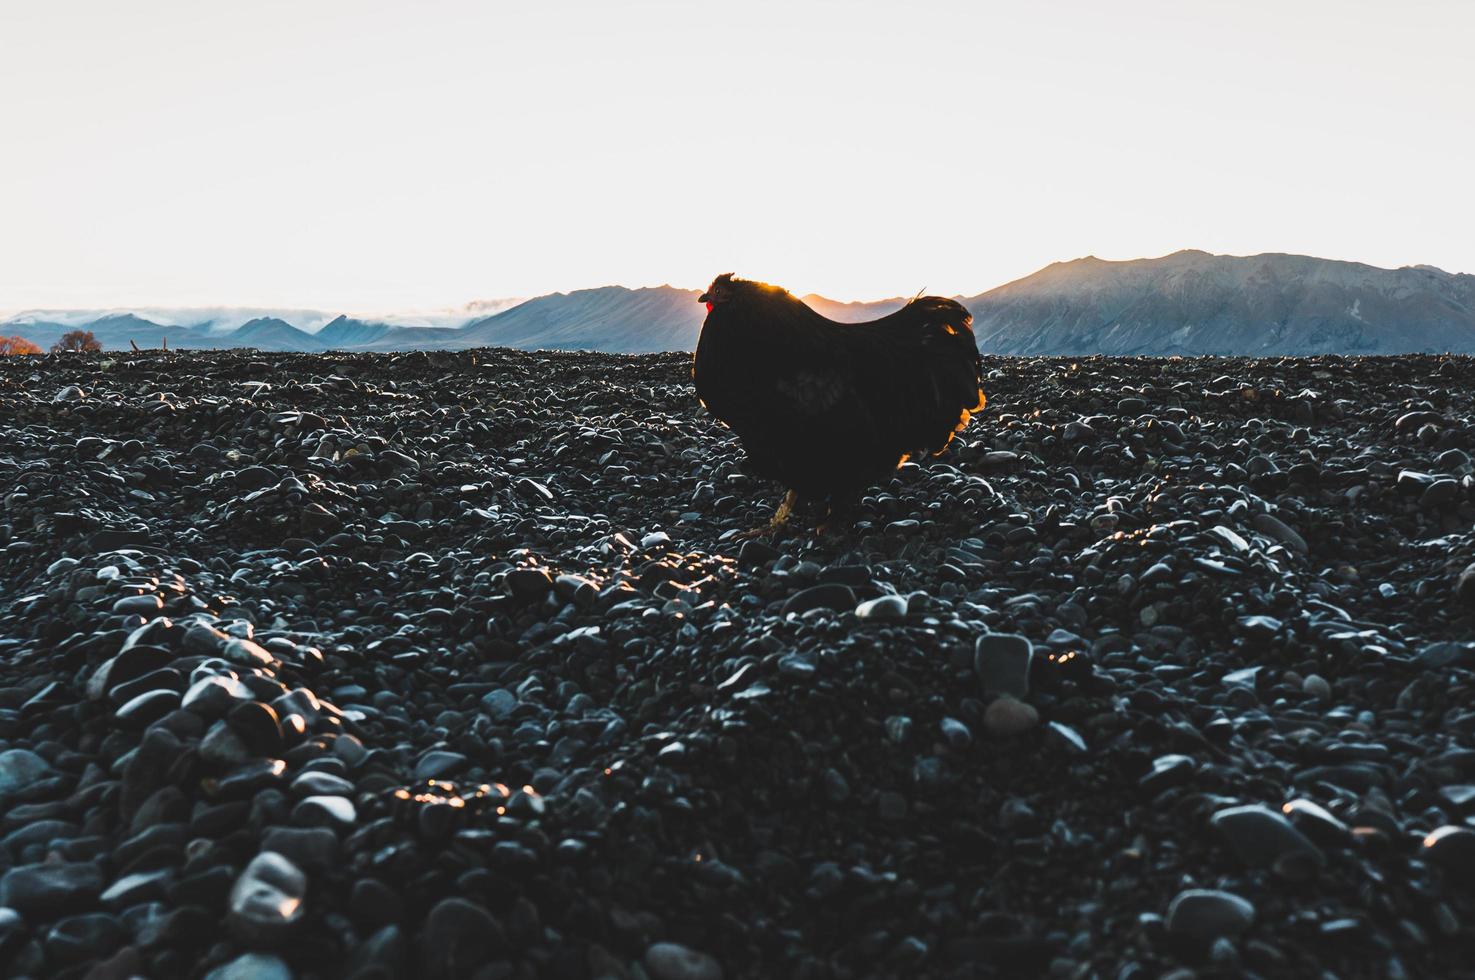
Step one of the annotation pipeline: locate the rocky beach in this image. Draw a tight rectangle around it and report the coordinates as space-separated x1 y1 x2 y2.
2 348 1475 979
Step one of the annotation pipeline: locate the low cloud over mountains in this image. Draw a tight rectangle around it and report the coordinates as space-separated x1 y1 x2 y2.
6 251 1473 356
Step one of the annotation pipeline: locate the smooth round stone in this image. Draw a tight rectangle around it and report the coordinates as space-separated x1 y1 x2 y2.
332 734 368 767
0 748 52 796
261 827 340 871
271 689 322 726
1281 799 1351 845
0 907 23 954
645 942 724 980
974 633 1033 698
44 913 124 965
119 618 180 654
1457 562 1475 606
0 862 103 917
1 819 77 850
235 466 277 490
1210 804 1325 873
984 697 1039 736
228 701 284 754
182 623 231 656
350 878 404 928
1222 667 1260 690
215 759 288 799
228 852 307 944
855 595 907 621
737 539 779 566
289 771 354 798
1237 615 1282 639
115 689 182 728
781 584 856 617
1419 642 1471 668
1140 754 1196 793
1167 889 1256 942
100 869 174 910
1421 479 1459 508
222 637 274 668
820 768 851 802
506 568 553 602
350 924 408 977
291 795 357 828
1440 785 1475 812
203 952 294 980
1045 721 1087 753
107 667 185 707
83 944 143 978
112 594 163 616
885 716 912 743
1302 674 1331 700
413 751 469 782
182 675 254 716
1044 627 1086 648
1423 826 1475 882
200 722 253 767
767 652 812 679
1249 512 1308 554
47 556 80 575
939 717 973 748
641 530 672 550
481 689 517 718
419 898 504 979
86 646 175 701
514 478 552 502
819 564 872 586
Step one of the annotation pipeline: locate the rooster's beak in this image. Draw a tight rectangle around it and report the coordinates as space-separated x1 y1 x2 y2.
697 292 709 304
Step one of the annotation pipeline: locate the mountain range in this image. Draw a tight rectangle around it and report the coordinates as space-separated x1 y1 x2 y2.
5 250 1473 356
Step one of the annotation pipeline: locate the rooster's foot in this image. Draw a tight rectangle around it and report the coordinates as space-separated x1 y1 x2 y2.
734 490 797 539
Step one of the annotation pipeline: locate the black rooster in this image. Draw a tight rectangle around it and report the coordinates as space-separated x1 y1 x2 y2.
693 273 986 533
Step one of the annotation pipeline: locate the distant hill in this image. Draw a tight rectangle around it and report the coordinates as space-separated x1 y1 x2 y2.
15 314 208 352
798 294 908 322
440 285 699 354
0 301 508 352
316 315 393 348
230 317 322 352
4 252 1472 355
963 250 1475 355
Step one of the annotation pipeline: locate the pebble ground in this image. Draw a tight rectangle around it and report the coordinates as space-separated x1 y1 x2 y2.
2 349 1475 979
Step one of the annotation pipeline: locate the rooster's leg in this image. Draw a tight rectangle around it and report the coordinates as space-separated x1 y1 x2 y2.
771 489 797 529
735 490 798 539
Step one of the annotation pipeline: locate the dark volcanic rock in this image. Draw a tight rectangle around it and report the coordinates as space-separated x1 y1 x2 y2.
0 862 104 917
1424 827 1475 884
1167 889 1256 943
0 747 51 795
1210 803 1326 874
1459 562 1475 606
2 349 1475 979
227 852 307 945
780 583 855 616
420 898 505 979
974 632 1033 698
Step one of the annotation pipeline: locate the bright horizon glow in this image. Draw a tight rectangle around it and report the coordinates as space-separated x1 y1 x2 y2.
1 0 1470 312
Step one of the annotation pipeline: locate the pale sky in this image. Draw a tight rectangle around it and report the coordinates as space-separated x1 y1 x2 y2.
1 0 1470 312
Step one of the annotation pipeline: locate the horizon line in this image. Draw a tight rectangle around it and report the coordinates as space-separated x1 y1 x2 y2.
2 247 1467 323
